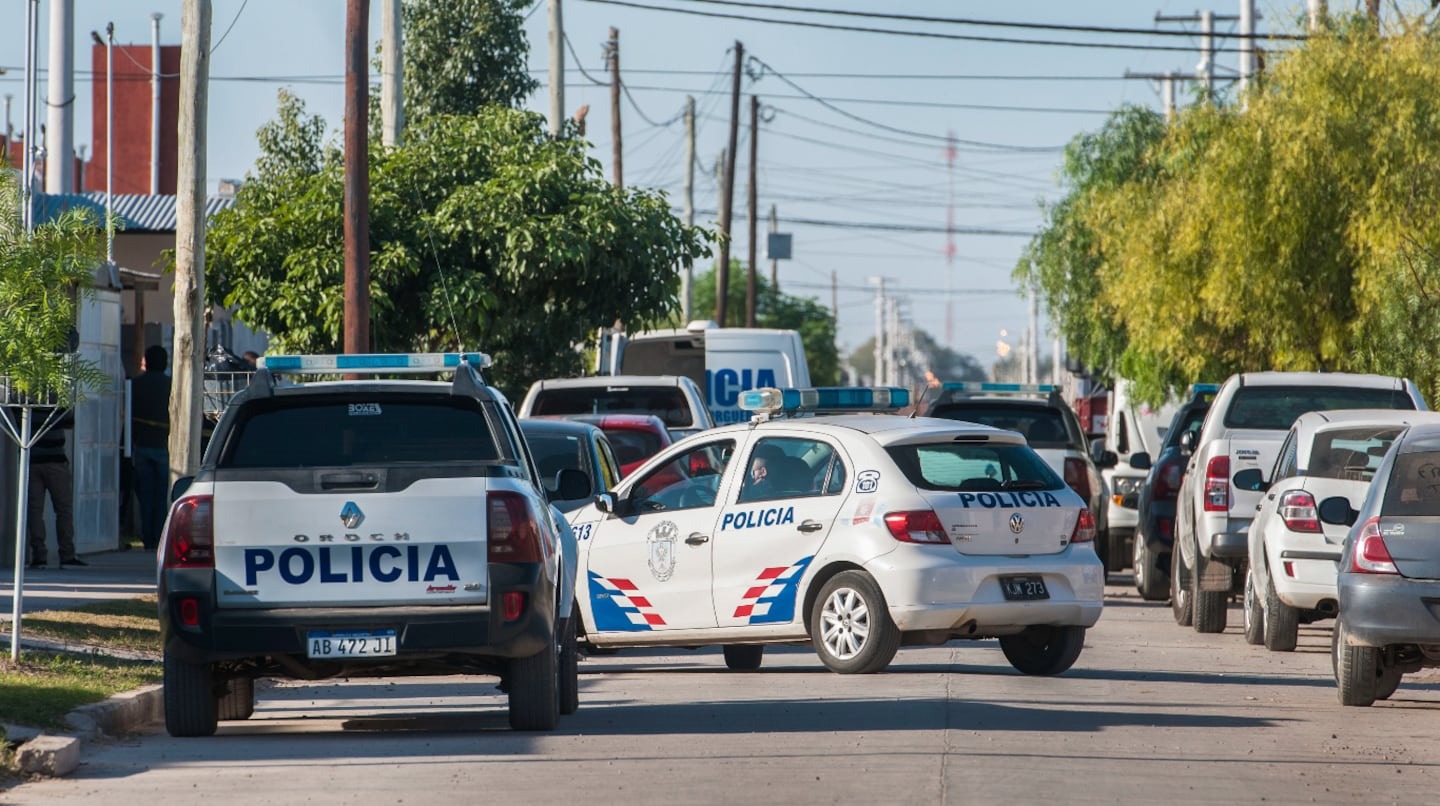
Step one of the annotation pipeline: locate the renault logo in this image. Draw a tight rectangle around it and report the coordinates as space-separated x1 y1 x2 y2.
340 501 365 529
1009 513 1024 534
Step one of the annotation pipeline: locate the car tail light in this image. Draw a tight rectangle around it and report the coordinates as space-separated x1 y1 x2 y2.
1153 457 1184 501
488 492 544 563
178 596 201 628
884 510 949 544
1071 508 1096 543
1064 457 1093 501
1278 490 1321 533
1351 517 1398 575
502 591 526 622
163 495 215 569
1203 456 1230 512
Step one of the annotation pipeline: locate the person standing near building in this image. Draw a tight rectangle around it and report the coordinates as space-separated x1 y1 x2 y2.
27 409 80 568
132 345 172 552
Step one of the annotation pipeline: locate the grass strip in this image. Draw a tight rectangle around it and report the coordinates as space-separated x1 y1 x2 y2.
0 652 160 729
17 596 160 653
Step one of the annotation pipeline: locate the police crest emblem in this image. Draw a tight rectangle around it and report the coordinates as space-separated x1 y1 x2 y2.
648 520 679 582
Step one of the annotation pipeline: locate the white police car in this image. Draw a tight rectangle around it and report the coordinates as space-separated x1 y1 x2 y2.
567 387 1105 675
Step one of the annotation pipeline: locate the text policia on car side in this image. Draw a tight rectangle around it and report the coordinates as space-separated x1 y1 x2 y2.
563 386 1105 675
157 353 579 737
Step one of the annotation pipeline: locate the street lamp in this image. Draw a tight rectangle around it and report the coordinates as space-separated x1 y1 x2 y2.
90 24 114 269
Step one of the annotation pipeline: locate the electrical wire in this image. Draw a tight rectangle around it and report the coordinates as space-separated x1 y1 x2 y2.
683 209 1033 236
210 0 252 54
620 81 1111 115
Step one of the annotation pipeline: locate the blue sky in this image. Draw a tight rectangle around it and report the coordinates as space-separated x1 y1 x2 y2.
0 0 1324 366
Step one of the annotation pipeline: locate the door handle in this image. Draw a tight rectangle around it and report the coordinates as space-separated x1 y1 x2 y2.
797 520 825 534
686 533 710 546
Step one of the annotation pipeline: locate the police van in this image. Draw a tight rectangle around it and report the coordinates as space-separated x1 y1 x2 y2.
566 387 1105 675
157 353 577 736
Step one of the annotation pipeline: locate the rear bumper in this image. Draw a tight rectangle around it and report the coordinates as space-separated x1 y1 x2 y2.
1267 534 1342 609
1339 573 1440 648
1209 527 1250 559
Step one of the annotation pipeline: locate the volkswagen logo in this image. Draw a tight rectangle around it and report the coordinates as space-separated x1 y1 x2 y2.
1008 513 1024 534
340 501 365 529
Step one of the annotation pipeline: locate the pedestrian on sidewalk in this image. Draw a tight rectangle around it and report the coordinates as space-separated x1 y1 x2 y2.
26 408 81 568
131 345 172 553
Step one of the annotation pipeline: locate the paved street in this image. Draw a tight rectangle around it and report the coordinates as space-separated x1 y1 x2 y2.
9 579 1440 805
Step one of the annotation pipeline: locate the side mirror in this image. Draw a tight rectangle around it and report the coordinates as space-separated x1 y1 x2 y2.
1179 431 1197 456
1088 439 1105 463
1129 452 1153 471
595 491 632 517
553 468 591 502
1318 496 1358 527
170 475 194 503
1232 467 1268 493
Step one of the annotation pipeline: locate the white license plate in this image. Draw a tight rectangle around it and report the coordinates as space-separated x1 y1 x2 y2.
306 629 398 659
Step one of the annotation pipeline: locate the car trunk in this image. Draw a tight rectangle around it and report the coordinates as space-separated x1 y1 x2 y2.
1299 477 1371 545
1375 516 1440 580
914 487 1077 557
1226 430 1286 519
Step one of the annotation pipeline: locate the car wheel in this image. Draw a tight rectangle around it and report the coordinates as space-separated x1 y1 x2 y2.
1171 542 1193 627
508 630 561 731
559 612 580 716
1134 534 1168 601
1377 665 1403 701
1242 571 1265 646
999 626 1086 676
809 571 900 674
163 649 218 737
216 676 255 721
722 644 765 671
1334 620 1378 707
1192 553 1228 634
1262 573 1299 652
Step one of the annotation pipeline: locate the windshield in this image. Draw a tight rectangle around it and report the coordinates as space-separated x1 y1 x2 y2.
606 429 667 468
521 430 591 495
1223 386 1414 430
531 386 694 428
886 443 1065 492
1382 447 1440 517
1163 405 1210 450
926 404 1077 449
1306 427 1403 482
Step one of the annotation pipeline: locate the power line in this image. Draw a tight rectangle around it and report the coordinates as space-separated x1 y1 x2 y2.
685 209 1033 236
529 68 1132 82
785 280 1020 296
210 0 252 54
562 33 608 86
619 82 1111 115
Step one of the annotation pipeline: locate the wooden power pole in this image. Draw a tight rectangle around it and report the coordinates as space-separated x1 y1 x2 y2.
344 0 370 356
607 27 622 187
715 41 743 327
171 0 210 481
745 94 758 328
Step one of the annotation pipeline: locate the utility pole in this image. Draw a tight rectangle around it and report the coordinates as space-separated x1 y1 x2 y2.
45 0 73 194
1027 285 1039 386
681 95 695 321
607 27 622 187
1156 10 1238 102
172 0 211 481
745 94 758 328
886 297 900 387
343 0 370 356
547 0 564 137
1307 0 1327 31
768 204 778 289
945 131 956 349
871 277 885 386
1238 0 1256 97
1125 69 1184 121
381 0 403 147
830 270 838 326
150 12 162 194
1365 0 1379 25
715 41 743 328
22 0 38 233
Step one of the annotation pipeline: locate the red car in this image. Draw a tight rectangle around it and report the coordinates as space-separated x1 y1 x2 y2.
559 414 673 478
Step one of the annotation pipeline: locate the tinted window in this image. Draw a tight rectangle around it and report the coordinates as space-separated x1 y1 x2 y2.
619 338 706 391
220 396 498 468
928 404 1075 449
531 386 694 428
886 443 1064 492
523 431 592 495
1223 386 1414 430
632 440 736 512
1382 449 1440 516
1306 427 1403 482
1164 405 1210 450
606 429 667 468
738 437 846 503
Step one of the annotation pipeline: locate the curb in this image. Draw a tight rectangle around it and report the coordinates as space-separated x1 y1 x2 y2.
10 684 163 780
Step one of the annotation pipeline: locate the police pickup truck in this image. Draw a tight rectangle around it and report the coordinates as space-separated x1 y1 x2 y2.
158 353 577 736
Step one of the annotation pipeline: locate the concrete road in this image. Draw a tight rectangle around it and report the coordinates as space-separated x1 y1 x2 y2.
9 580 1440 805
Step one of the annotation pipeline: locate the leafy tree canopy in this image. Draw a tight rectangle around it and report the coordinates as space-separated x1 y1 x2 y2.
402 0 538 120
690 265 840 385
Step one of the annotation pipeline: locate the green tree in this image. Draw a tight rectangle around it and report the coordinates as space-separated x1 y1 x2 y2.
402 0 538 120
207 95 709 397
690 266 840 385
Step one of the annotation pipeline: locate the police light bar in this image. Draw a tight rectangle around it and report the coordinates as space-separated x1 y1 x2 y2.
1189 383 1220 394
739 386 910 414
258 353 493 374
940 382 1058 395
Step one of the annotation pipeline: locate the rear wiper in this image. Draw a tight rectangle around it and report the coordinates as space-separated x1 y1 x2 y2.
1000 480 1048 490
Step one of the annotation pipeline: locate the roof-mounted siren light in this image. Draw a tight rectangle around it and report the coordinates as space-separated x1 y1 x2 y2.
739 386 911 416
940 382 1059 396
686 319 721 332
258 352 494 375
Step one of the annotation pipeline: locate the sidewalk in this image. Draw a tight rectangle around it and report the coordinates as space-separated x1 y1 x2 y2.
0 549 156 619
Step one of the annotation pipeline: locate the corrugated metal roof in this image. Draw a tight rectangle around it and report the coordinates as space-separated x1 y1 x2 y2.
33 192 236 233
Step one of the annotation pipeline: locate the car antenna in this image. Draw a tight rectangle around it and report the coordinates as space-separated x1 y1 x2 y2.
909 374 940 419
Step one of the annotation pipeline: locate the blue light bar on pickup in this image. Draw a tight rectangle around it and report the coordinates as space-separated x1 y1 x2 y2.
259 353 493 374
1189 383 1220 394
940 382 1058 395
739 386 910 414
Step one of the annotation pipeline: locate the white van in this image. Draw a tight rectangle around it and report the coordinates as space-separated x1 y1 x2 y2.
599 321 811 426
1092 379 1184 572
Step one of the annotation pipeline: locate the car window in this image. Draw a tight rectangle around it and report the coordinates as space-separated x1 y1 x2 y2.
531 386 694 427
524 431 588 495
927 404 1073 449
631 440 736 513
886 442 1065 492
738 437 846 503
1115 412 1130 455
1164 405 1210 450
607 428 666 467
1223 386 1414 430
597 438 622 489
1272 429 1298 480
1308 427 1404 482
1382 448 1440 516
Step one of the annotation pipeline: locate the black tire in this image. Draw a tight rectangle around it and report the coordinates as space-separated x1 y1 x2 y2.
163 649 218 737
508 636 560 731
1334 620 1378 707
559 614 580 716
1242 571 1265 646
1106 530 1128 573
1192 553 1228 634
722 644 765 671
1377 666 1403 701
1133 535 1169 601
1262 573 1299 652
1171 543 1193 627
217 676 255 721
999 626 1086 676
1094 529 1111 579
809 571 901 674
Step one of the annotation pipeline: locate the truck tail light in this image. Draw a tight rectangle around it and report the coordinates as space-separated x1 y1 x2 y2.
1203 456 1230 512
162 495 215 569
1351 517 1399 575
1071 508 1096 544
1063 457 1093 502
1278 490 1322 533
488 491 544 563
1153 457 1184 501
884 510 949 544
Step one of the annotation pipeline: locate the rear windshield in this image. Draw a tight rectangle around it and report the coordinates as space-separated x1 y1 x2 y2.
926 404 1077 449
1163 405 1210 450
218 396 499 468
1223 386 1414 430
886 442 1065 492
531 386 694 428
1382 449 1440 517
1306 427 1404 482
606 429 666 467
523 431 590 494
